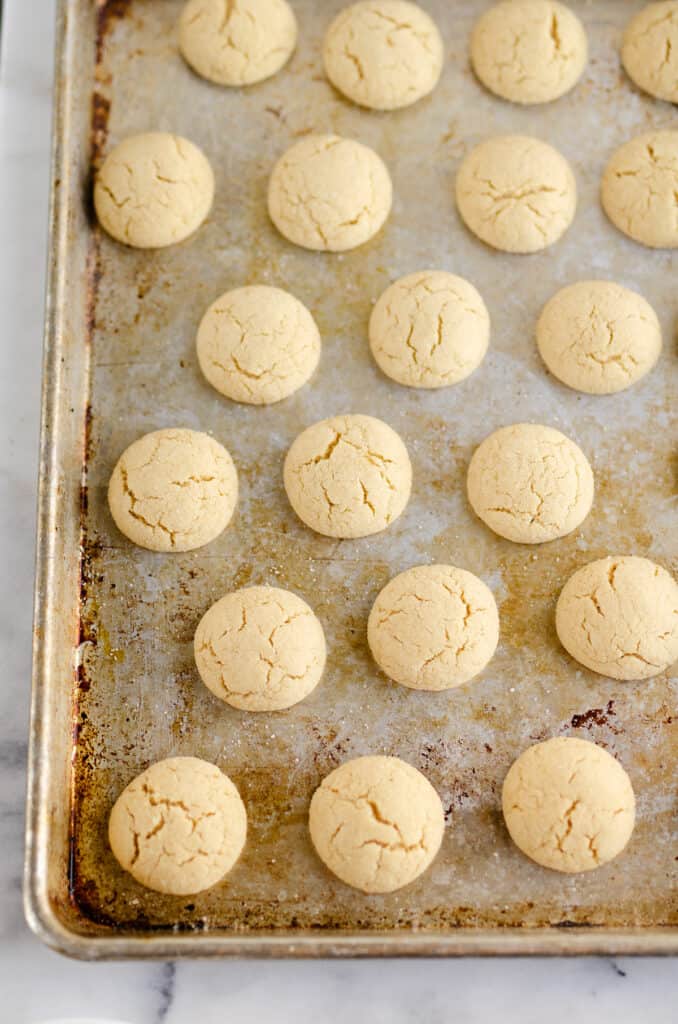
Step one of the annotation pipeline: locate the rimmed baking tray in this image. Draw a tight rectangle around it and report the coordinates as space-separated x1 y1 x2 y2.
25 0 677 958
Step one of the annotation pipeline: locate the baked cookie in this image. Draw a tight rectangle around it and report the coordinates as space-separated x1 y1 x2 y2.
601 131 678 248
556 556 678 680
367 564 499 689
108 428 238 552
94 132 214 248
309 755 445 892
466 423 594 544
502 737 635 873
456 135 576 253
268 134 392 251
196 285 321 404
109 756 247 894
369 270 490 388
284 414 412 538
622 2 678 103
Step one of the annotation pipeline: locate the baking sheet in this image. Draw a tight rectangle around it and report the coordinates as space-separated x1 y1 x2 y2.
25 0 677 958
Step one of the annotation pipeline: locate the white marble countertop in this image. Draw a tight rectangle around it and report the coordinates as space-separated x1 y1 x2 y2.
0 1 675 1020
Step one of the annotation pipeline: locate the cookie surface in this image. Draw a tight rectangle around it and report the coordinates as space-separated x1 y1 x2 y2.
455 135 576 253
369 271 490 388
94 132 214 248
467 423 593 544
622 2 678 103
194 585 326 710
179 0 297 86
556 556 678 680
268 134 392 252
368 564 499 690
284 414 412 538
109 756 247 894
309 755 444 893
502 737 635 873
471 0 587 104
601 131 678 248
537 280 662 394
108 428 238 552
323 1 444 110
196 285 321 404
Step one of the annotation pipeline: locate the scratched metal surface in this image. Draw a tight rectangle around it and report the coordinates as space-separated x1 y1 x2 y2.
27 0 677 957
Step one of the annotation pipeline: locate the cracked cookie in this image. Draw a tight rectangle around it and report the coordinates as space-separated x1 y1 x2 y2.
455 134 576 253
283 413 412 538
309 755 444 893
369 270 490 388
109 756 247 894
471 0 587 105
267 134 392 251
466 423 594 544
196 285 321 404
537 280 662 394
94 132 214 248
323 0 443 111
556 556 678 680
194 585 326 710
179 0 297 86
502 737 635 873
622 2 678 103
108 428 238 552
601 131 678 248
368 564 499 690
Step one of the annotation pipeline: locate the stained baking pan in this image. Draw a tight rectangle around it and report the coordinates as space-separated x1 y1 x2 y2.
25 0 677 958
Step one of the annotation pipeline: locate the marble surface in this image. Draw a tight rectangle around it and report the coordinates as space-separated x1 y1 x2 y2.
0 1 675 1020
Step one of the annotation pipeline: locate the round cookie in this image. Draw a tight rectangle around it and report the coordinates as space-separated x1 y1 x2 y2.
466 423 594 544
367 564 499 690
470 0 587 105
601 131 678 249
179 0 297 86
267 134 392 252
323 1 444 111
109 756 247 894
502 737 635 873
196 285 321 405
308 755 445 893
283 414 412 538
537 280 662 394
194 585 326 710
622 2 678 103
369 271 490 388
94 132 214 248
556 556 678 680
108 428 238 552
455 135 577 253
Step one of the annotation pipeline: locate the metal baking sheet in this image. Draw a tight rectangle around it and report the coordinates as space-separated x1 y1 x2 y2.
25 0 677 958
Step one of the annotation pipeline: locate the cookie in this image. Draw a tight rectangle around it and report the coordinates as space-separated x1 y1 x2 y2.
556 556 678 680
323 1 444 110
108 428 238 552
268 134 392 252
194 585 326 710
537 280 662 394
466 423 594 544
196 285 321 405
109 757 247 894
283 414 412 538
179 0 297 86
471 0 587 104
455 135 576 253
622 2 678 103
308 755 445 893
601 131 678 248
94 132 214 248
367 564 499 690
502 737 635 873
369 271 490 388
